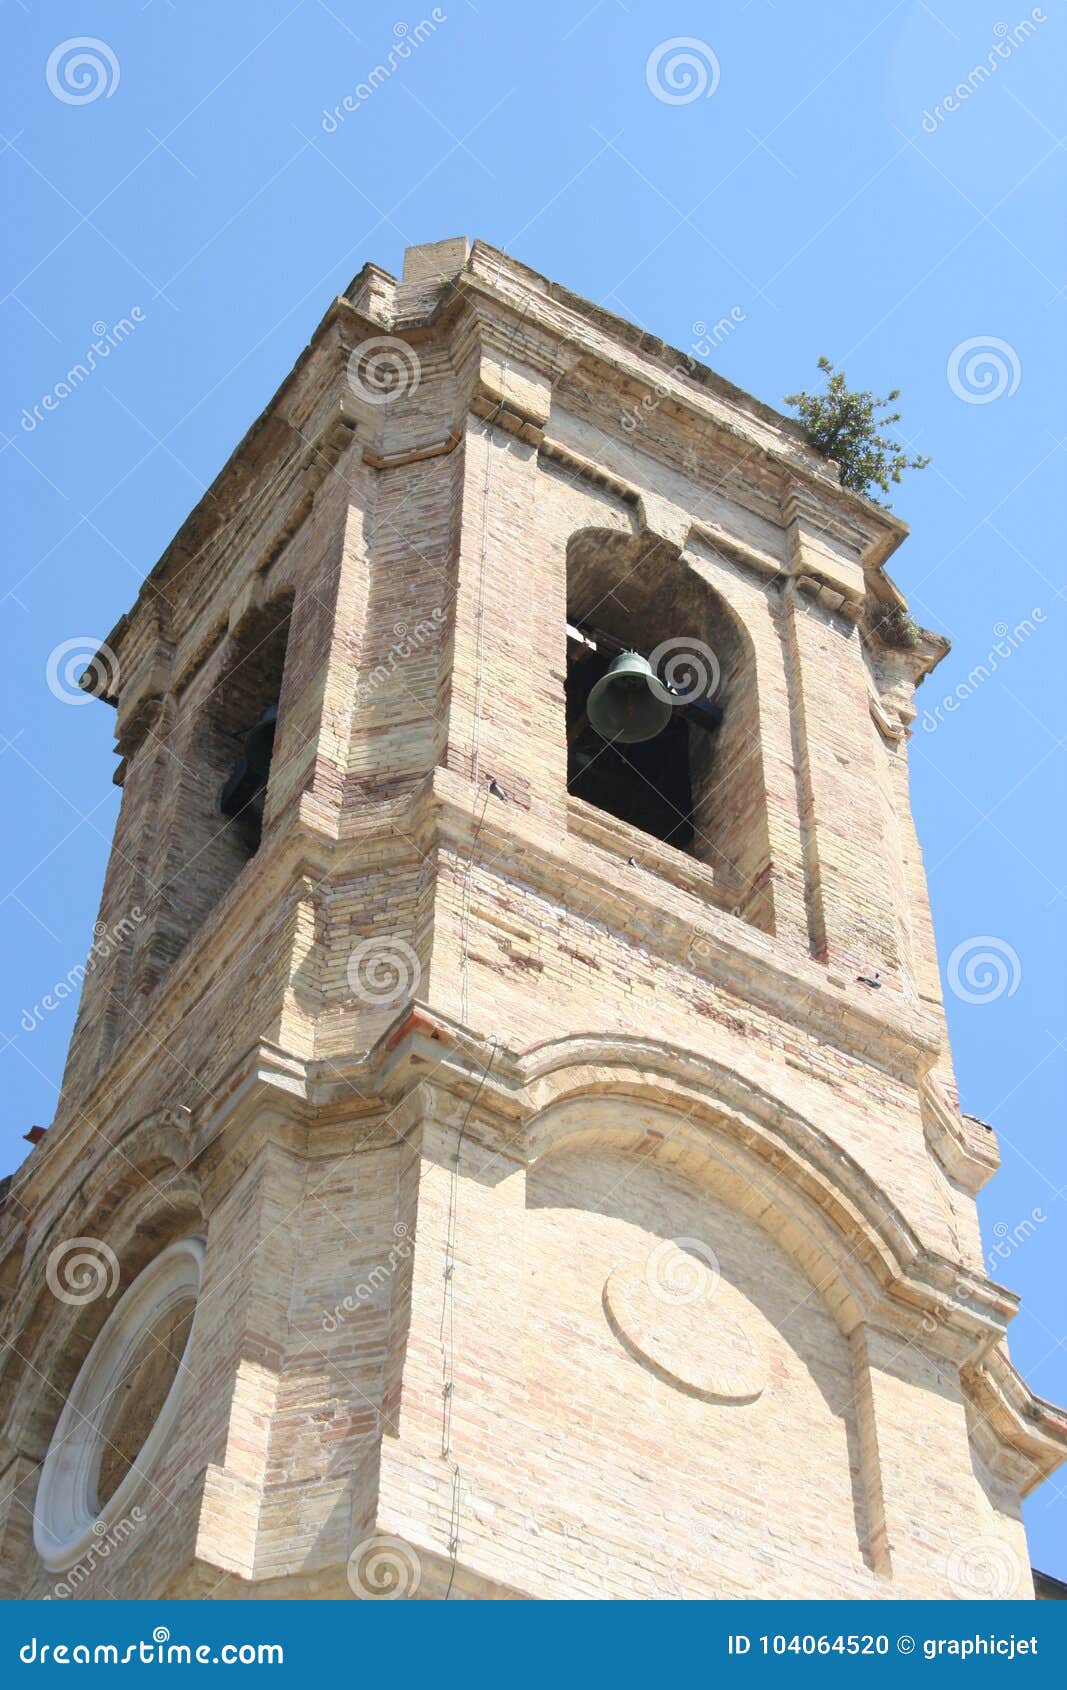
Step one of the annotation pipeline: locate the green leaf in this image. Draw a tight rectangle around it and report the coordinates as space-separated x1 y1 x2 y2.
784 359 929 505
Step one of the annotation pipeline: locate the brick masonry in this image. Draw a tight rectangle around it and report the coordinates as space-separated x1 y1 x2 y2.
0 237 1064 1600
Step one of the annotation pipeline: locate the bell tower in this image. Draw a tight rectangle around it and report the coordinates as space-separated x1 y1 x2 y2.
1 237 1064 1601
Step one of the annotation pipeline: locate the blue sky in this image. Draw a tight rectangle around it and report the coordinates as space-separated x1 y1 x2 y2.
2 0 1064 1578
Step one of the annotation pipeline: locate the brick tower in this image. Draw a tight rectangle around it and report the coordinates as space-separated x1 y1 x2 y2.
1 239 1064 1601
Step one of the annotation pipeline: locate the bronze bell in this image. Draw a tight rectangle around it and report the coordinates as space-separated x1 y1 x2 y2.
220 704 278 839
242 704 277 784
586 652 673 744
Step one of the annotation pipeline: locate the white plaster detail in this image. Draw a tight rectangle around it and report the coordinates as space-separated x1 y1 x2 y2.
33 1236 204 1572
603 1256 767 1403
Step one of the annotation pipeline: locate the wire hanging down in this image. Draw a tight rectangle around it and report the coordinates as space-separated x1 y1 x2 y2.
439 1039 499 1600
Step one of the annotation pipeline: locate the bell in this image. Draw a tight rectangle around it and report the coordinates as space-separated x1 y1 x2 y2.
243 704 278 782
219 704 278 837
586 651 673 744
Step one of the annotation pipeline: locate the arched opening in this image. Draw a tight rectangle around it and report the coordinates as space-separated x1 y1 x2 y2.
131 594 294 995
163 595 293 952
519 1115 876 1596
565 529 771 928
210 593 293 861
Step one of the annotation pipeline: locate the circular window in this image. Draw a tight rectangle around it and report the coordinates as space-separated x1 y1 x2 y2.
34 1236 204 1572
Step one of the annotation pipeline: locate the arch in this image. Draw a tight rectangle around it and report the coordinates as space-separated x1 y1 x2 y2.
526 1094 868 1339
520 1101 877 1588
508 1029 1002 1353
197 590 294 863
0 1112 204 1473
564 527 774 929
138 592 295 993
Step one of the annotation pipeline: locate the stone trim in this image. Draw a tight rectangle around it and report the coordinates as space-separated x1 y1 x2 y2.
32 1235 204 1572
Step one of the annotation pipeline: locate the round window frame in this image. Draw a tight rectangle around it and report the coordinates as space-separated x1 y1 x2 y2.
34 1234 205 1573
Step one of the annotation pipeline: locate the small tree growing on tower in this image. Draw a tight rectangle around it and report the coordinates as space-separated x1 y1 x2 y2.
784 356 929 504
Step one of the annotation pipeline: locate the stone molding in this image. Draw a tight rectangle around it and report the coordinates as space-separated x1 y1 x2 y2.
87 242 929 717
186 1012 1067 1500
7 1013 1064 1589
168 1017 1014 1355
32 1235 204 1571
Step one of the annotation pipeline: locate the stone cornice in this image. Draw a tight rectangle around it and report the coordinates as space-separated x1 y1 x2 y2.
448 254 909 569
430 768 941 1083
172 1014 1023 1375
25 750 946 1206
312 1015 1067 1490
921 1076 1000 1193
88 239 921 704
13 1005 1064 1497
965 1347 1067 1495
